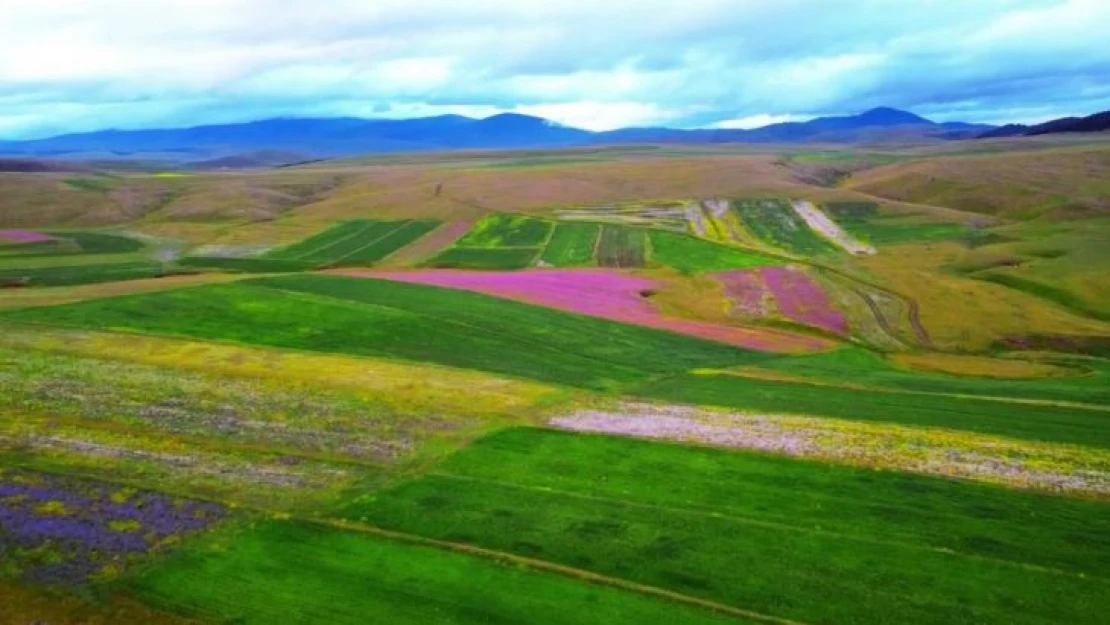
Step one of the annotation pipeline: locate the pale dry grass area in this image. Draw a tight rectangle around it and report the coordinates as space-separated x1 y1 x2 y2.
551 402 1110 497
847 143 1110 220
854 241 1110 350
889 352 1081 379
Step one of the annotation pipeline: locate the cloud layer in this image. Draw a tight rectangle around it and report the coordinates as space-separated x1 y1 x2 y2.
2 0 1109 137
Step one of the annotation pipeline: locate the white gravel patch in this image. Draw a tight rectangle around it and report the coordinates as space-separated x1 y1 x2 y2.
702 199 730 218
790 200 876 255
684 202 707 236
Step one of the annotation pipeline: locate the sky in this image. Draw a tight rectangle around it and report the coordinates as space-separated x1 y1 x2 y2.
1 0 1109 138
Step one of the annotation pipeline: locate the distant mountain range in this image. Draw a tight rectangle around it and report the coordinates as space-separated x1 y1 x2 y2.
0 106 1104 165
976 110 1110 139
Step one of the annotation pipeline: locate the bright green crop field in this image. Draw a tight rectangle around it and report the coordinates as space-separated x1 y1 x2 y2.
342 429 1110 625
648 230 781 273
1 274 766 388
540 222 600 266
125 520 748 625
0 261 179 286
263 219 441 265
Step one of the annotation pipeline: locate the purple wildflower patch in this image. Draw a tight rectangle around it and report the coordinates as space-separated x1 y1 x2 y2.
0 229 56 244
0 469 224 585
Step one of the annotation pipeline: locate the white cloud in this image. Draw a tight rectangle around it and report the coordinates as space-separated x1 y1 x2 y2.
0 1 1107 136
513 102 690 130
708 114 813 129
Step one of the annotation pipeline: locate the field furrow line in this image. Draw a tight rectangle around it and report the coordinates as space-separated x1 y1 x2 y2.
293 222 375 260
315 516 809 625
337 220 414 262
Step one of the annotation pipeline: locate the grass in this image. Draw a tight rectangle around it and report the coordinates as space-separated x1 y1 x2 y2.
176 257 317 273
424 213 555 269
298 222 410 262
426 246 539 269
125 520 744 625
337 220 440 264
0 274 248 311
44 231 146 254
634 370 1110 447
62 176 117 193
753 347 1110 405
853 240 1110 351
733 198 839 255
264 220 440 265
0 321 556 419
2 580 192 625
539 223 599 267
596 225 647 268
265 221 369 259
0 320 558 509
2 275 766 390
0 230 146 261
822 202 972 246
647 231 780 273
977 271 1110 322
845 143 1110 220
0 262 175 287
455 213 553 247
342 428 1110 625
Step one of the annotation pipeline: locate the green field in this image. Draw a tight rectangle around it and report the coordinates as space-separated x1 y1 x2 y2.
426 245 540 269
0 261 175 287
176 256 317 273
265 220 440 265
454 213 553 247
597 225 647 268
754 347 1110 405
425 213 554 269
540 222 600 267
648 230 781 273
127 520 744 625
822 202 972 246
0 230 145 260
343 428 1110 625
976 271 1110 321
2 275 764 389
734 199 839 255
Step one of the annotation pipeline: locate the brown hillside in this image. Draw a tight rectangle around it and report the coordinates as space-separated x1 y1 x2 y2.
845 144 1110 220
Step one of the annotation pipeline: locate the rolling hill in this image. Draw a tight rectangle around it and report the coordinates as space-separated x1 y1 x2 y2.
977 110 1110 138
0 108 994 162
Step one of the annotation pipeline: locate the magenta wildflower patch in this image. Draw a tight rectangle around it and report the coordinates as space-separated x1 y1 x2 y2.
0 229 56 244
337 268 830 352
716 270 773 317
717 266 847 336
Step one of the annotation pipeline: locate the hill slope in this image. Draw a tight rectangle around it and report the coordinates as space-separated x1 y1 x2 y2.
977 110 1110 138
0 108 992 160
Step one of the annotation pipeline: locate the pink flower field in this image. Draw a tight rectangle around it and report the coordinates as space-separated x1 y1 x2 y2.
717 266 848 336
334 268 832 353
0 229 56 244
